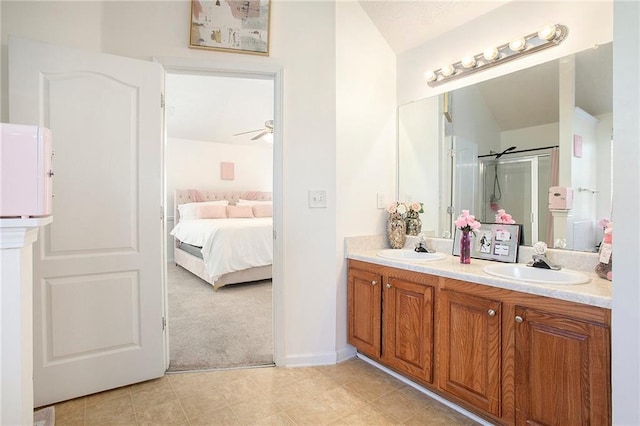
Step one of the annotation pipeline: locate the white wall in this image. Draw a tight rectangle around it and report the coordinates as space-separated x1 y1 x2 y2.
335 1 396 359
501 123 559 151
595 112 613 225
398 96 440 235
612 2 640 423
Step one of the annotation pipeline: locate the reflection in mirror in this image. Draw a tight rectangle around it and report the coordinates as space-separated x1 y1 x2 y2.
398 43 612 252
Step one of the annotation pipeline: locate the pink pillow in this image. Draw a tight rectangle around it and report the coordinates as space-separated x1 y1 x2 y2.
195 204 227 219
252 204 272 218
227 205 254 218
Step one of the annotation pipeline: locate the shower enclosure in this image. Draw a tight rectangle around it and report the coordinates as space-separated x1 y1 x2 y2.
478 150 552 246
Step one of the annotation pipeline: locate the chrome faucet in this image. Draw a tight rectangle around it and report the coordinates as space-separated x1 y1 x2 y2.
414 233 435 253
527 241 561 270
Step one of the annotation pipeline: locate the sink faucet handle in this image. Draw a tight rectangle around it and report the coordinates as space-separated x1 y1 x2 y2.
533 241 548 255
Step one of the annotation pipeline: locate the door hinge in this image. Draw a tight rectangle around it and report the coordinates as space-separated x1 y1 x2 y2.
162 316 166 330
161 205 164 220
160 93 165 109
447 206 455 215
448 149 456 158
273 229 277 240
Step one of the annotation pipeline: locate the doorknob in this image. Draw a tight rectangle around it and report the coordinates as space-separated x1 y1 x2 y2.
386 283 392 289
515 316 524 323
488 309 496 316
371 280 377 286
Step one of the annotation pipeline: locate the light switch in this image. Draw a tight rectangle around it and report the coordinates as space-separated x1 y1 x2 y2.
377 193 385 209
309 190 327 208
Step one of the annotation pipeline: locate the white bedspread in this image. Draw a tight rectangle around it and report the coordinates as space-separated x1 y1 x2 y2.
170 218 273 281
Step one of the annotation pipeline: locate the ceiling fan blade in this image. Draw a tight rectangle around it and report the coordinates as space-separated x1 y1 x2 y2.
233 128 263 136
251 129 270 140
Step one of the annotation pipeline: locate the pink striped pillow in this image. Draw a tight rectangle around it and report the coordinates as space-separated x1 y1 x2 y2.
195 204 227 219
252 204 273 218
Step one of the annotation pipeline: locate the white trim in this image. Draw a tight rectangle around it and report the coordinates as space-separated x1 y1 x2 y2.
154 56 285 367
357 354 493 426
336 344 357 363
284 352 338 367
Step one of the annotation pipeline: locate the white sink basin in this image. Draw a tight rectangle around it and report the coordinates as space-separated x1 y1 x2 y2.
482 264 591 285
377 249 447 262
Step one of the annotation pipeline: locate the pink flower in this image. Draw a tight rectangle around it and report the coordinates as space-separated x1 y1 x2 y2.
598 217 611 229
495 209 515 224
455 210 481 232
411 202 421 212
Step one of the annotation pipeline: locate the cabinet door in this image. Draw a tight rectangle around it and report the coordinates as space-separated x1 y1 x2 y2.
514 307 611 425
439 290 502 416
348 268 382 359
382 275 434 384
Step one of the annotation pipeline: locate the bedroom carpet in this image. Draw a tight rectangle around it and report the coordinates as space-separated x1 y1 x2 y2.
167 263 273 371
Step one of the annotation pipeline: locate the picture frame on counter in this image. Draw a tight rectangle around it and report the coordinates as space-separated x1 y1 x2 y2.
453 223 522 263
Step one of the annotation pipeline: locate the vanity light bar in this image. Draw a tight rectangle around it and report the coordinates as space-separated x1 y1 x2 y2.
425 24 568 87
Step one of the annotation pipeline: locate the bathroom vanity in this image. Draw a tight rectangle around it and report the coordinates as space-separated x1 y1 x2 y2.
347 244 611 426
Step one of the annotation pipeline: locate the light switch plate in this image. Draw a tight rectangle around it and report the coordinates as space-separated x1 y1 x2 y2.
309 190 327 208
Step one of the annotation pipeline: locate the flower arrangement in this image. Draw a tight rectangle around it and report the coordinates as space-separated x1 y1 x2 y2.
495 209 515 224
406 202 424 218
455 210 482 233
387 202 408 220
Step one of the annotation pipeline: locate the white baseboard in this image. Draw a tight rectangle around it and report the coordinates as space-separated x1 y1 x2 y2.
336 344 357 363
283 352 338 367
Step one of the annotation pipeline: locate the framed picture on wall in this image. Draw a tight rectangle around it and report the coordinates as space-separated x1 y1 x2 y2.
453 223 522 263
189 0 271 56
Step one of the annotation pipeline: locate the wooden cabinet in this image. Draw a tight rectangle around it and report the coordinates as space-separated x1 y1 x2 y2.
347 260 611 425
514 306 611 425
348 260 436 384
347 266 382 359
438 290 502 416
382 273 435 384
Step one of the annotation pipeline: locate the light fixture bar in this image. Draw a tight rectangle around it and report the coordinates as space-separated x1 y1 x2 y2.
426 24 568 87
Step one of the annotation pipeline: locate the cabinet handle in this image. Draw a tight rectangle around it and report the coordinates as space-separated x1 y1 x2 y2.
371 280 377 286
515 315 524 323
488 309 496 316
386 283 392 289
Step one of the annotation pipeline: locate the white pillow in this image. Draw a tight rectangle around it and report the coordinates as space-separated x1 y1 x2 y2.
236 199 272 206
178 200 229 221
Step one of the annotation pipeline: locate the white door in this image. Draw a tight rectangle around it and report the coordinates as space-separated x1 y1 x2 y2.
9 37 166 406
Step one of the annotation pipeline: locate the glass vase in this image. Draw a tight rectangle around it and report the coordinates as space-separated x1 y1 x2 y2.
387 217 407 249
405 213 422 236
460 230 471 264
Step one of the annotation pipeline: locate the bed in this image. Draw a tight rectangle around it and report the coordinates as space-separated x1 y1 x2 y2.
171 189 273 290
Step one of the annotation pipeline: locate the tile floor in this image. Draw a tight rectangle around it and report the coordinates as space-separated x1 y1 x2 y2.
50 357 481 425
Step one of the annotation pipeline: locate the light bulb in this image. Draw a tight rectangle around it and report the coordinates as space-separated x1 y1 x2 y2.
538 24 557 41
509 38 526 52
441 64 455 77
424 70 437 82
461 56 476 69
483 47 499 61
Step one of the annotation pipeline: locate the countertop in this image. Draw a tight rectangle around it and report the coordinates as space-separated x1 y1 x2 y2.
347 248 612 309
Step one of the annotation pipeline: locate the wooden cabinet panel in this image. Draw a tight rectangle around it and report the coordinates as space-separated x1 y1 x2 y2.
439 290 502 417
514 307 611 425
383 275 434 384
347 267 382 358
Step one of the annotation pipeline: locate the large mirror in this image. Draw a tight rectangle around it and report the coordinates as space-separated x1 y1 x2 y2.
398 42 612 252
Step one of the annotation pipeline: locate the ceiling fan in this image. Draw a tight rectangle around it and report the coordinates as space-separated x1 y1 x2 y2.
233 119 274 140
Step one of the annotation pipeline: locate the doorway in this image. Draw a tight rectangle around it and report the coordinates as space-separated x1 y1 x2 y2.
162 63 281 371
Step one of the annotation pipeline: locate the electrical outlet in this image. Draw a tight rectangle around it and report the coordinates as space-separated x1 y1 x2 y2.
309 190 327 208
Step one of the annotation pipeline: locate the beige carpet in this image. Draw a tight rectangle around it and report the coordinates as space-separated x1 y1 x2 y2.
167 263 273 371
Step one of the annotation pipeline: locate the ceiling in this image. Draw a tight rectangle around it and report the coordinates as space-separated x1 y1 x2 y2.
358 0 509 54
165 73 274 144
